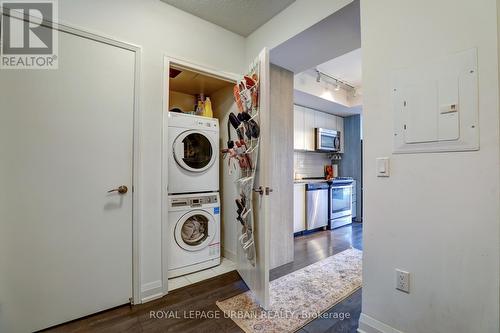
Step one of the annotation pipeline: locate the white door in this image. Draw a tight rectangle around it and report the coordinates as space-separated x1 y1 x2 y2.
0 24 136 332
235 49 271 309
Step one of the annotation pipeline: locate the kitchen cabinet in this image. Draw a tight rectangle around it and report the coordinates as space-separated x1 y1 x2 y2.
293 183 306 233
293 105 305 150
314 110 330 130
327 114 337 130
303 107 316 151
293 105 345 153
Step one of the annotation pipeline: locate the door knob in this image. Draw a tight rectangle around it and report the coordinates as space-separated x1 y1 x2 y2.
108 185 128 194
253 186 273 196
253 186 264 195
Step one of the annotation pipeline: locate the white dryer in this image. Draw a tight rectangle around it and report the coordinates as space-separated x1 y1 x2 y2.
168 112 219 194
167 192 221 278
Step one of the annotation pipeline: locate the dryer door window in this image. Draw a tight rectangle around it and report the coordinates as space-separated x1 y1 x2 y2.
175 210 216 252
173 130 215 173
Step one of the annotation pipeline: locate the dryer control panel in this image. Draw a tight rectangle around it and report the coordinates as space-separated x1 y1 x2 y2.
170 195 218 208
168 111 219 130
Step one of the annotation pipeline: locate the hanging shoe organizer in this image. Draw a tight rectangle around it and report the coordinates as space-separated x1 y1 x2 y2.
222 62 261 266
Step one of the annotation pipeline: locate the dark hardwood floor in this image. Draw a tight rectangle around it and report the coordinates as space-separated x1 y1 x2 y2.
43 223 363 333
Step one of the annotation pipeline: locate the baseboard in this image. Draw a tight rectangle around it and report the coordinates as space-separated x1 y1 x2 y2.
358 313 404 333
142 291 164 303
223 248 236 262
141 280 164 303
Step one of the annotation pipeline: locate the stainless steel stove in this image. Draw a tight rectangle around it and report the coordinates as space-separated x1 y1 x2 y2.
329 177 354 229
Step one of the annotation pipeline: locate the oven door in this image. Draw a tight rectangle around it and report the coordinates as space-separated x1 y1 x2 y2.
330 185 353 219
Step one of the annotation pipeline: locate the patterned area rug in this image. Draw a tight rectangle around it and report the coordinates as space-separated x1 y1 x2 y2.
216 248 362 333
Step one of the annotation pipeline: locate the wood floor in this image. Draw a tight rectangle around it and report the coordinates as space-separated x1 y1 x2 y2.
43 223 363 333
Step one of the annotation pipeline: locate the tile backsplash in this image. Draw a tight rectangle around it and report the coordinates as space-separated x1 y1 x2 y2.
294 151 332 178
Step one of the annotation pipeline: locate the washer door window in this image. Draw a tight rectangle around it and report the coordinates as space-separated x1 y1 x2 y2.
173 130 215 173
175 210 216 252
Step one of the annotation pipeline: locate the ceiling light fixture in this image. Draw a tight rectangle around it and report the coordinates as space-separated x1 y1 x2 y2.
315 69 356 94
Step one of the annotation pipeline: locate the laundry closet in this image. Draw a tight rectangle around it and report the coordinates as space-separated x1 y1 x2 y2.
165 63 240 288
163 54 294 308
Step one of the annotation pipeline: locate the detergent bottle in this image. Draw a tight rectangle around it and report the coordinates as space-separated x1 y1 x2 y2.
203 97 213 118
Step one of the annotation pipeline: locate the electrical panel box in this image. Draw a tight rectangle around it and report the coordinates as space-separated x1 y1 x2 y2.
393 48 478 153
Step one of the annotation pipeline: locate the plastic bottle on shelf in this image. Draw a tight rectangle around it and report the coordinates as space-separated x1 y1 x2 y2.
203 97 213 118
195 100 204 116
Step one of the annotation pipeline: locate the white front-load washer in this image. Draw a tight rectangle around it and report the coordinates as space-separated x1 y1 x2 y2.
168 112 219 194
167 192 221 278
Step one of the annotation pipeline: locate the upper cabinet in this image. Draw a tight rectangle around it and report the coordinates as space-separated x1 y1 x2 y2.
293 105 345 153
326 114 337 131
314 110 329 129
293 105 305 150
303 107 316 151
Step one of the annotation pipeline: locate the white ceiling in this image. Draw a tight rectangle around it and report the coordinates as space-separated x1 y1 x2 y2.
270 0 360 74
161 0 296 37
317 48 362 88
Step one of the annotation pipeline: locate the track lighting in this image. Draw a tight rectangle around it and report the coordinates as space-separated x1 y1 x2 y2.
314 69 356 95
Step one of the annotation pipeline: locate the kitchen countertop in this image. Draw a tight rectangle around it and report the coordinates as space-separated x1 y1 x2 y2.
293 179 330 184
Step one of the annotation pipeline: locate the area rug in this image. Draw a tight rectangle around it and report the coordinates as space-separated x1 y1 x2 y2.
216 248 362 333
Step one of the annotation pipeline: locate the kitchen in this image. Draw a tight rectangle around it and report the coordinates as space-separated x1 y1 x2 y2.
291 49 363 239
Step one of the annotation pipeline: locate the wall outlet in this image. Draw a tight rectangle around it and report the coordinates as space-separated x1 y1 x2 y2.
396 269 410 293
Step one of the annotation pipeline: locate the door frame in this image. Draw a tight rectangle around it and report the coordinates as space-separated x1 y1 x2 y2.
1 9 143 305
162 55 240 295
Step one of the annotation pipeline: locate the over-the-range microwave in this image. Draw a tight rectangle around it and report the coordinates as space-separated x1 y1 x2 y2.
315 128 341 152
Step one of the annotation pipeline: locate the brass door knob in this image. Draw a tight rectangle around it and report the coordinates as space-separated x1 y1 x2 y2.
108 185 128 194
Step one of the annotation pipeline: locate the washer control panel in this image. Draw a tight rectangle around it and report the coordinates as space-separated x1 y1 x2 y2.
196 120 217 129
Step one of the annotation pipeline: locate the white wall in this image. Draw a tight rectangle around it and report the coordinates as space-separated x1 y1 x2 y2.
57 0 246 301
245 0 353 64
359 1 500 333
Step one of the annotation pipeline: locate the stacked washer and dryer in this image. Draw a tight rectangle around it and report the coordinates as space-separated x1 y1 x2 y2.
167 112 221 278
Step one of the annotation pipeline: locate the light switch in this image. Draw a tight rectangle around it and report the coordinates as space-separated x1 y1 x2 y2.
376 157 390 177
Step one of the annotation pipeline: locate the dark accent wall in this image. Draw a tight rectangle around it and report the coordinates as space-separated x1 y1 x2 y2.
339 115 362 221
